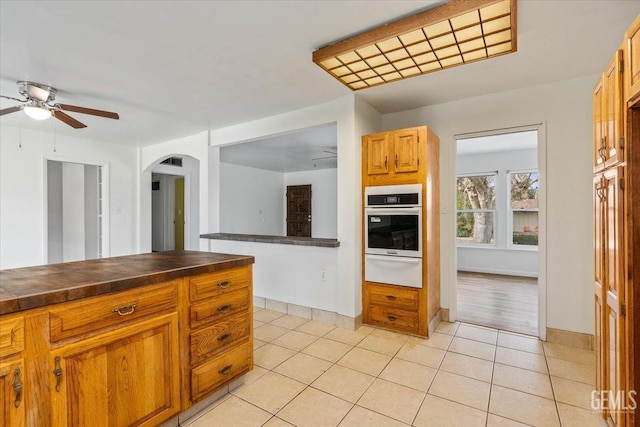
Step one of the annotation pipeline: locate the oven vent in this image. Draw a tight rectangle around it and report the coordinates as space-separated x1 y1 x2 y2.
161 157 183 167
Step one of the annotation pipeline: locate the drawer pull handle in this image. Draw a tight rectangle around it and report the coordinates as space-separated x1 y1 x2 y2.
53 356 63 392
218 280 231 289
217 333 232 342
112 304 137 316
387 316 397 322
217 304 232 313
218 365 233 375
12 368 22 408
386 295 397 301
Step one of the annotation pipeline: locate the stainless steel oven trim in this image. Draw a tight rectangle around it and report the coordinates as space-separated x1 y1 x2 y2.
365 184 422 207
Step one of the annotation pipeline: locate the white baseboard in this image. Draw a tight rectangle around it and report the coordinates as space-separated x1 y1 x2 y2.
457 267 538 278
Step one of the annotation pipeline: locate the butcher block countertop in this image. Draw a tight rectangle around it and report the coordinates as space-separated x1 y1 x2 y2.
0 250 254 315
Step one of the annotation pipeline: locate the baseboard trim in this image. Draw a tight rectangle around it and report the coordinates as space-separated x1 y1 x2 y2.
428 310 442 336
546 327 594 350
457 267 538 278
254 296 360 331
440 308 450 322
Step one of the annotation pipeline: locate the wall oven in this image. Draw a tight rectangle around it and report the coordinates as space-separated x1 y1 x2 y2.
364 184 423 288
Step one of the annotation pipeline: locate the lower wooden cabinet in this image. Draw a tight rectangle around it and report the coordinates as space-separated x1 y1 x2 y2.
0 358 24 427
50 313 180 427
0 263 254 427
363 282 421 334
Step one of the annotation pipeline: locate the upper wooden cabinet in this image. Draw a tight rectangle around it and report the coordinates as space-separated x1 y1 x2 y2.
363 126 437 186
626 14 640 101
594 50 624 170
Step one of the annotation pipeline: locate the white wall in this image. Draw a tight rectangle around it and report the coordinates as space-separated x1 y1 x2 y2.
208 96 380 318
457 148 538 277
283 169 337 238
62 163 86 262
382 75 596 335
220 162 284 235
0 125 137 269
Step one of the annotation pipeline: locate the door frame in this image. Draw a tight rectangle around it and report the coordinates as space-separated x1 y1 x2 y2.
42 154 110 263
450 123 547 339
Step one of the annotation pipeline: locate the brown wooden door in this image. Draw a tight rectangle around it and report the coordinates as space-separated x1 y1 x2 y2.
50 314 180 427
366 134 390 175
0 358 24 427
602 166 626 426
393 129 419 173
594 174 606 394
286 185 311 237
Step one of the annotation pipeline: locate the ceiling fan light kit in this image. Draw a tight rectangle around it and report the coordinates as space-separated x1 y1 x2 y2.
312 0 516 90
23 103 52 120
0 81 120 128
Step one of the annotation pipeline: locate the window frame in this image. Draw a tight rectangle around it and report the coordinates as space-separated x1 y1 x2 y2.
455 172 498 247
507 169 539 250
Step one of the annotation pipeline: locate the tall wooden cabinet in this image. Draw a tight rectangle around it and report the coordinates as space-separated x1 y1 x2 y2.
362 126 440 337
593 14 640 427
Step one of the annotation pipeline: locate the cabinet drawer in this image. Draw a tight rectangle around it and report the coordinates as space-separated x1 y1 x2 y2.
49 281 178 342
191 341 252 401
191 313 250 367
190 287 250 329
367 304 419 333
0 315 24 358
367 283 419 310
190 266 251 302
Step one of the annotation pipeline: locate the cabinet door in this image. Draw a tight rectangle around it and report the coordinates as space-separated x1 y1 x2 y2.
602 166 626 426
627 14 640 99
393 129 419 173
50 313 180 427
594 78 606 170
366 134 389 175
603 50 624 167
594 174 606 393
0 359 24 427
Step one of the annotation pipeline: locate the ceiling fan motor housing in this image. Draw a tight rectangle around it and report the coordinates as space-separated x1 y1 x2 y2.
17 81 56 102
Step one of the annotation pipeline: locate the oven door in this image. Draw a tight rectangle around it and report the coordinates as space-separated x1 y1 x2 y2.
365 207 422 258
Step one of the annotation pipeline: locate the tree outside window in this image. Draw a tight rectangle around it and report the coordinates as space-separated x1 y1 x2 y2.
510 171 538 246
456 174 496 244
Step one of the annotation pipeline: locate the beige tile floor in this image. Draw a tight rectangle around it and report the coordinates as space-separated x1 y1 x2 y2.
184 308 606 427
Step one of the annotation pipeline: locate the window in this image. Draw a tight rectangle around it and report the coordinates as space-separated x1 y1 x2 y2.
456 174 496 245
509 171 538 246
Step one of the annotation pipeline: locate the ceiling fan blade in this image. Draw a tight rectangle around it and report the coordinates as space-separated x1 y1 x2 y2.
53 110 87 129
312 156 337 160
0 94 26 102
0 105 23 116
56 103 119 120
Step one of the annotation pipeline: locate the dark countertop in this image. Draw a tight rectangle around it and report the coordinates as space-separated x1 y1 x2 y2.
201 233 340 248
0 250 254 315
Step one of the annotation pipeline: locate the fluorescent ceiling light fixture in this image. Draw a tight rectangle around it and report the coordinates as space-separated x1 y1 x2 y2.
24 104 52 120
312 0 517 91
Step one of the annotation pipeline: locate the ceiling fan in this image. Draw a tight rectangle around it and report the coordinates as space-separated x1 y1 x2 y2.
312 147 337 161
0 81 119 128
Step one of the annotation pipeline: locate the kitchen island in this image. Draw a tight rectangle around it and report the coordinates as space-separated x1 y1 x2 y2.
0 250 254 427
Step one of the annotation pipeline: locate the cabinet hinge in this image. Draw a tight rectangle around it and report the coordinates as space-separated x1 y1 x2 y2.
620 178 625 191
619 137 624 150
621 303 626 316
619 59 624 73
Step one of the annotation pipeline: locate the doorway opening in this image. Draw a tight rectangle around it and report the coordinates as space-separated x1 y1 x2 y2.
46 159 107 263
152 173 185 251
454 127 543 336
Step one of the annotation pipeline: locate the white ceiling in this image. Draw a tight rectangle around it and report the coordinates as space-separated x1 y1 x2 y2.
1 1 639 147
221 123 337 173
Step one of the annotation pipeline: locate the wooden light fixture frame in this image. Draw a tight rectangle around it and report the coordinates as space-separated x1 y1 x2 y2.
312 0 517 90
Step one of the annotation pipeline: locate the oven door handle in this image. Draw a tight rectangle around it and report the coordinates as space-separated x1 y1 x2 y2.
365 254 421 263
365 207 422 215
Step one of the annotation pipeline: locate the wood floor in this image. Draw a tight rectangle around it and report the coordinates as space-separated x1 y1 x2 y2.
456 271 538 336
